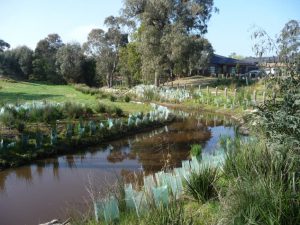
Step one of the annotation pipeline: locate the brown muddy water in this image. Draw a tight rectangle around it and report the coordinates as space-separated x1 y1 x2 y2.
0 112 237 225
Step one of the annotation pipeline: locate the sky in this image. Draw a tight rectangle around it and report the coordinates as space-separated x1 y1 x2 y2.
1 0 299 57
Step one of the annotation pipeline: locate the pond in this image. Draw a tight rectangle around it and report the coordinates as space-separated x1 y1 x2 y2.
0 112 237 225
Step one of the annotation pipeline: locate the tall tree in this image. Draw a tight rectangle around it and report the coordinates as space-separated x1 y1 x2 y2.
84 16 128 87
56 43 84 83
0 46 33 79
119 42 142 86
123 0 217 86
13 46 33 79
0 39 10 52
32 34 64 83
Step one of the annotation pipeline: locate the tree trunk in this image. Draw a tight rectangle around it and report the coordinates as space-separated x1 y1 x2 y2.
106 73 111 88
154 70 160 87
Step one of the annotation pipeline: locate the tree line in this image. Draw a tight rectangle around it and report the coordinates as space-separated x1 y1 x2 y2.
0 0 217 87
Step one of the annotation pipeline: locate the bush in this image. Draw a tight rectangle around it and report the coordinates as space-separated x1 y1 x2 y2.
114 107 123 117
184 165 219 203
124 95 131 103
42 105 63 123
62 102 85 119
0 110 15 127
105 105 123 116
110 95 117 102
95 103 107 113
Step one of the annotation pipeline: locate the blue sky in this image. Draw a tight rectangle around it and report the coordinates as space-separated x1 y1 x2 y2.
1 0 299 56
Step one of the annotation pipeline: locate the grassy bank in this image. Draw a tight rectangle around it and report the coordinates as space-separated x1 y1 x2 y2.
0 118 174 170
0 79 150 114
74 136 299 225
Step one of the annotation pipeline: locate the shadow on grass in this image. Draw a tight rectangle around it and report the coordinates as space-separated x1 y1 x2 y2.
0 92 63 104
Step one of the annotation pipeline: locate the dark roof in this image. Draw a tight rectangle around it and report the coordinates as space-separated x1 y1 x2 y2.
211 54 256 65
211 54 239 65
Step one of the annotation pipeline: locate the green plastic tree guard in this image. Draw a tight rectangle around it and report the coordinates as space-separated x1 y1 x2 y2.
152 185 169 207
103 196 120 224
125 184 136 210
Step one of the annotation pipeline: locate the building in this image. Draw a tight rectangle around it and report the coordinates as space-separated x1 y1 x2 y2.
208 54 258 76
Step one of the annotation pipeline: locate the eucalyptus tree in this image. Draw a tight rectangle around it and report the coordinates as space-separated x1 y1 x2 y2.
56 43 84 83
252 19 300 149
118 41 142 86
12 46 33 79
187 37 213 75
32 33 64 83
0 45 33 79
0 39 10 52
122 0 217 86
84 16 128 87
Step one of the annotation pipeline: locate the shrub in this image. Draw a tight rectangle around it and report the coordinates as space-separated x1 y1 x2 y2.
184 165 219 203
105 105 123 116
62 102 85 119
114 107 123 117
0 110 15 127
124 95 131 103
95 103 107 113
42 105 63 123
110 95 117 102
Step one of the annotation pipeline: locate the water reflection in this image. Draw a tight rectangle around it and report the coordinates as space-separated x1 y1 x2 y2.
0 111 237 225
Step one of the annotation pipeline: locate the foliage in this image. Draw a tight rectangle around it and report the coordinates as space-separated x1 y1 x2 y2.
252 20 300 150
0 45 33 79
56 43 84 83
123 0 217 85
110 95 117 102
32 33 64 83
190 144 202 158
0 102 95 126
184 165 219 203
118 42 142 87
124 95 131 103
95 102 123 116
0 39 10 52
221 139 300 225
83 16 128 87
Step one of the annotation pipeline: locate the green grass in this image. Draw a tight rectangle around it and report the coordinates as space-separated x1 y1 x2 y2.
0 80 151 114
99 99 150 114
0 80 96 105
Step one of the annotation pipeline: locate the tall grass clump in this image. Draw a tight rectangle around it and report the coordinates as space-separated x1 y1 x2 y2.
221 139 300 225
140 200 193 225
62 102 93 119
124 95 131 103
95 102 123 116
184 165 219 203
190 144 202 159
